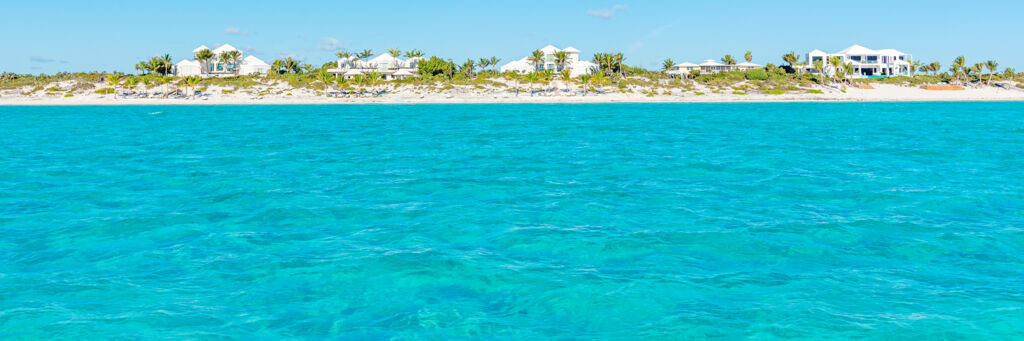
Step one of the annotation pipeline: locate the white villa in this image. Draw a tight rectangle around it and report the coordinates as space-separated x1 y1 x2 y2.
805 44 912 77
326 53 422 80
500 45 598 77
173 44 270 77
667 59 761 77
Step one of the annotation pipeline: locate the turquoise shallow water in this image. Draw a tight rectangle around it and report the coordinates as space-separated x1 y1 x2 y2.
1 103 1023 339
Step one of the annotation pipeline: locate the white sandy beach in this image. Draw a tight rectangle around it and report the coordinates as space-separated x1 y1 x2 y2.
2 82 1022 105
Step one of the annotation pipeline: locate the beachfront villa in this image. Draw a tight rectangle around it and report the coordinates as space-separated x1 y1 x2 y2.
805 44 912 77
173 44 271 77
667 59 762 77
326 54 422 80
500 45 598 77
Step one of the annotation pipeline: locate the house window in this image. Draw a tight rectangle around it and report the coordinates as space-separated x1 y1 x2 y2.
851 56 862 62
812 57 822 62
866 56 878 64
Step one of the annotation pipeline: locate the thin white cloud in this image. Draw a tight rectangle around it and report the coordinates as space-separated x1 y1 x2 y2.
241 46 262 56
586 5 627 19
318 37 343 51
30 56 55 63
224 27 251 35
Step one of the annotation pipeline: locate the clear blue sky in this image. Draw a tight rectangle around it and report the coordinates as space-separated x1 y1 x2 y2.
2 0 1022 74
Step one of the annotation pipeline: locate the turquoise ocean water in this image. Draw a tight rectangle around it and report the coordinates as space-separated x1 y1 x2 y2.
1 103 1023 339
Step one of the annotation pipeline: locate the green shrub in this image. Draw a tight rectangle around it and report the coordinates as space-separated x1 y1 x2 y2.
694 92 705 96
63 93 74 97
764 90 784 95
745 69 769 81
732 91 746 95
807 89 824 94
94 88 115 95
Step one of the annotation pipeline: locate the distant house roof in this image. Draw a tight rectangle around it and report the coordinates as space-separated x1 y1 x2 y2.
876 49 905 56
367 53 401 66
700 59 726 67
213 44 239 54
563 47 581 53
176 59 200 66
192 45 211 53
737 62 762 67
808 49 827 55
675 62 699 67
539 45 560 54
241 56 269 66
836 44 876 55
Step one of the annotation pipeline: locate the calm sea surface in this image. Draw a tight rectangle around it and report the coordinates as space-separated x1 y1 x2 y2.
1 103 1023 339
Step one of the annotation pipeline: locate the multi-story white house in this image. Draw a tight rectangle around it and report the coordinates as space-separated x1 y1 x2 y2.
500 45 598 77
666 59 761 77
173 44 270 77
326 53 422 80
805 44 912 77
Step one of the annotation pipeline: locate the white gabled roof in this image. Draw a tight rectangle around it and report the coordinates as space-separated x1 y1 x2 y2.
192 45 211 53
539 45 560 54
675 62 699 67
700 59 726 66
177 59 200 66
367 53 401 65
241 55 269 66
808 49 827 55
836 44 876 55
876 49 905 56
213 44 239 54
563 47 581 53
737 62 761 67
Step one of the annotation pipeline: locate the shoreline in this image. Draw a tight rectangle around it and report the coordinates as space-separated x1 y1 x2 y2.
3 83 1022 106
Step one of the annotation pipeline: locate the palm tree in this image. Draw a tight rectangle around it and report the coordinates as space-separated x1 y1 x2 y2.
301 64 317 74
558 69 572 95
910 60 922 77
364 71 381 95
971 63 984 83
929 62 941 76
335 50 352 60
662 58 675 73
985 60 998 85
951 56 966 84
478 58 490 74
782 52 800 73
744 51 753 63
591 71 607 92
812 60 825 85
124 76 139 94
577 74 591 96
722 55 736 66
612 53 624 77
461 59 476 79
357 49 374 60
555 51 569 72
529 50 544 72
488 57 501 72
403 49 424 58
524 72 538 96
178 76 200 97
134 62 149 75
225 50 242 75
388 48 401 59
316 70 333 92
828 56 845 84
106 74 122 97
283 57 300 74
195 49 214 75
505 72 521 96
